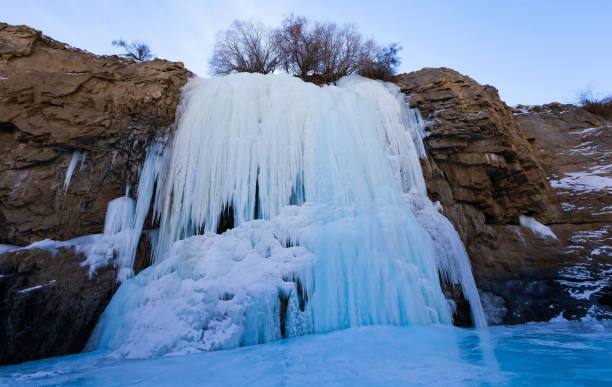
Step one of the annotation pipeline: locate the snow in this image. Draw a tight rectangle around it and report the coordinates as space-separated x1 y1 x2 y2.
593 205 612 216
569 125 607 137
566 141 599 157
570 226 611 244
88 73 486 359
519 215 558 240
591 246 611 256
557 263 612 301
549 170 612 193
5 235 117 277
88 216 316 357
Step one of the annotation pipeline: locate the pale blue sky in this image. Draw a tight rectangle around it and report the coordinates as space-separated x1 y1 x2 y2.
4 0 611 105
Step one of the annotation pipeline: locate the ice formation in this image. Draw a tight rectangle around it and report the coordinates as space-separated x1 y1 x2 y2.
100 143 167 281
89 73 485 358
519 215 558 240
63 151 83 192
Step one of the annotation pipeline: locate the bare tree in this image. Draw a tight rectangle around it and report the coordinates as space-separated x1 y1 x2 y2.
273 15 320 78
112 39 153 61
209 16 403 84
315 23 369 83
274 16 394 83
359 42 402 81
209 20 279 75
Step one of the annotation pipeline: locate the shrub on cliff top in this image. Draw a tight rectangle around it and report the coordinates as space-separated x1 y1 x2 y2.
209 16 402 84
579 89 612 121
112 39 153 62
358 43 402 82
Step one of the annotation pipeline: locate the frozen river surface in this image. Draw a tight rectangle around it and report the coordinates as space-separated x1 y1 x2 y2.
2 320 611 386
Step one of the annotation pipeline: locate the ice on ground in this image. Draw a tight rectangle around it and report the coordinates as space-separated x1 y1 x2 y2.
4 322 612 386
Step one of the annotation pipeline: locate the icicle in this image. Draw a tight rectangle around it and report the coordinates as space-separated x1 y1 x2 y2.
100 142 168 282
111 151 118 168
63 151 81 192
79 151 87 171
103 197 135 236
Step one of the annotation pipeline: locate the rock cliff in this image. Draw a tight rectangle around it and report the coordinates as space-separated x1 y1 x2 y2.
0 23 191 246
0 23 191 364
397 69 611 324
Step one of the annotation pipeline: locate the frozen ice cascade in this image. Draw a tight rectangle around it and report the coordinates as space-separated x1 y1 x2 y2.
88 73 486 358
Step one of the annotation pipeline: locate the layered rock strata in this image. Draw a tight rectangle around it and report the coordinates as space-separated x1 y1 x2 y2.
396 69 611 324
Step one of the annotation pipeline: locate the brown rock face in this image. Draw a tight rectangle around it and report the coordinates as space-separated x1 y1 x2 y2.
513 103 611 226
0 246 117 365
0 23 191 246
396 68 556 225
0 23 190 364
395 68 611 324
514 103 612 318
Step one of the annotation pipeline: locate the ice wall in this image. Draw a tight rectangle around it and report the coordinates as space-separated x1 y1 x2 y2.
90 73 485 358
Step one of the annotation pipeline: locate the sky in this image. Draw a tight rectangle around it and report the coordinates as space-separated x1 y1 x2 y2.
4 0 612 105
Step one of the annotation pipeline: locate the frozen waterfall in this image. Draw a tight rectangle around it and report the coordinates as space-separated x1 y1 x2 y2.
88 73 485 358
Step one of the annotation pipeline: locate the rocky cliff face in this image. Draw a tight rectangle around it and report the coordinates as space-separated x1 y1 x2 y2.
396 69 611 324
513 103 612 318
0 23 191 246
0 246 117 365
0 24 191 364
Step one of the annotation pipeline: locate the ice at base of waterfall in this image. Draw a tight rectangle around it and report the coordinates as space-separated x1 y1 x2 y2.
4 321 612 386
